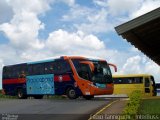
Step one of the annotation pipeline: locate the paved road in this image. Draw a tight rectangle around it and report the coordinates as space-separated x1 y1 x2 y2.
0 98 112 120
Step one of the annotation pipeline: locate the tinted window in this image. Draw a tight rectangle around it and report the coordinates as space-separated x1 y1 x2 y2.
12 66 19 78
44 62 54 74
52 60 71 74
113 77 143 84
28 60 71 75
134 77 143 83
3 64 27 79
72 59 112 83
113 78 123 84
3 66 10 79
28 65 33 75
29 63 45 75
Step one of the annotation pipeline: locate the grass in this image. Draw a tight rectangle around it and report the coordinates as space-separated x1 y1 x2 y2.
139 99 160 114
43 95 67 99
0 93 67 99
0 94 17 99
0 89 66 99
0 89 17 99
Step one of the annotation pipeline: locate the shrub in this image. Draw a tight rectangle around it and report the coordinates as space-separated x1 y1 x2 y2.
122 90 142 120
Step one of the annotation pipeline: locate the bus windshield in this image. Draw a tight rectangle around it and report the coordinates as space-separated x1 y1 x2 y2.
92 61 112 84
71 59 112 84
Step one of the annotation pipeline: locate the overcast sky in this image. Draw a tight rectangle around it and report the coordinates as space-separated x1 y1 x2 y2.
0 0 160 88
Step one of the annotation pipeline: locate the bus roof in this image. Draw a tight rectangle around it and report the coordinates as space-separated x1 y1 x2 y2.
27 59 55 64
113 74 153 78
63 56 106 62
3 56 107 67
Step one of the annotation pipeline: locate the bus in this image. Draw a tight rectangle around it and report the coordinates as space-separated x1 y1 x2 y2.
2 56 117 99
112 74 157 97
156 83 160 96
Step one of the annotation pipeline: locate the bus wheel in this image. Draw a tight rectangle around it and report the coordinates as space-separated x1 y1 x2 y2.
34 95 43 99
66 88 77 99
83 95 94 100
17 89 27 99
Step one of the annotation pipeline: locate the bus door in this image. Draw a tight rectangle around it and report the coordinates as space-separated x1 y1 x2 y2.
78 62 93 96
150 76 157 96
144 77 151 96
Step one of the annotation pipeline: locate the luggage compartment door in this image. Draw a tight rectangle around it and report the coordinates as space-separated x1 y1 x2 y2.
26 74 54 95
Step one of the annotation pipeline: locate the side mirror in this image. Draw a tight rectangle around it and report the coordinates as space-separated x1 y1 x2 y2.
80 61 95 72
108 63 117 72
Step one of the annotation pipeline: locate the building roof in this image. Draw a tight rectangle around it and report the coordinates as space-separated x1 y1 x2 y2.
115 7 160 65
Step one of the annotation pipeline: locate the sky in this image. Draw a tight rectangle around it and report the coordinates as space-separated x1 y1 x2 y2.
0 0 160 88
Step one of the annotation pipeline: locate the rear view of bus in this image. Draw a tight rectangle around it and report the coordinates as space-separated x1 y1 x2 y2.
113 74 157 97
2 56 116 100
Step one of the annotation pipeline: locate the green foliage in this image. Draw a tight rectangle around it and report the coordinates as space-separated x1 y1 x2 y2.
139 99 160 114
44 95 67 99
0 93 17 99
122 90 142 120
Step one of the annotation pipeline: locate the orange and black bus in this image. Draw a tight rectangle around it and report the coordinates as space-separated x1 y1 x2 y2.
2 56 117 99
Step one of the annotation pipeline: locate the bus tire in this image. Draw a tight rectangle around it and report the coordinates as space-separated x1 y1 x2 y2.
66 88 77 99
17 89 27 99
34 95 43 99
83 95 94 100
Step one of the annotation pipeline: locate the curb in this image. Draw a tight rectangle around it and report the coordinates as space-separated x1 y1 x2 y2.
88 100 119 120
142 96 160 100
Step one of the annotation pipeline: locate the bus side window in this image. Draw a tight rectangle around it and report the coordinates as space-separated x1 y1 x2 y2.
113 78 122 84
118 79 122 84
61 60 72 73
11 66 15 78
45 62 54 74
28 63 45 75
20 64 27 77
4 66 16 79
32 63 45 75
28 65 33 75
124 78 132 84
134 77 143 83
52 60 72 74
13 66 19 78
2 67 7 79
128 79 132 84
52 61 61 74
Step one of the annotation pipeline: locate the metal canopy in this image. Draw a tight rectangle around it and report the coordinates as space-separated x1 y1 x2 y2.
115 7 160 65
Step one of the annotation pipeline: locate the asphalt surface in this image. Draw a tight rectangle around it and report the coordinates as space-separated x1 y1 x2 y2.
0 98 111 120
